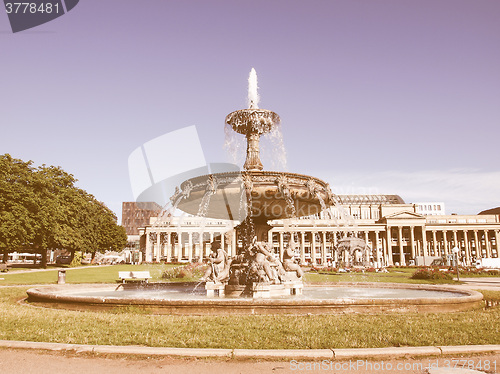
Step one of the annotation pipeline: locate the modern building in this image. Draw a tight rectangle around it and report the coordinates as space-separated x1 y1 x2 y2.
138 194 500 267
122 202 162 263
414 202 446 216
122 202 162 236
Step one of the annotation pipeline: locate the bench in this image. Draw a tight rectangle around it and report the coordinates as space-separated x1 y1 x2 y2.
117 271 151 283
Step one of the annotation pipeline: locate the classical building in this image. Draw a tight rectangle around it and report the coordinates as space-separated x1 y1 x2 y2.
138 194 500 267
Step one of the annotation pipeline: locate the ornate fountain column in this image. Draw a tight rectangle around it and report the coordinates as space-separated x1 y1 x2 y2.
244 132 263 171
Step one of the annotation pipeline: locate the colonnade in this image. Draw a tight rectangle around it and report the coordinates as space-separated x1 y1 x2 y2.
142 224 500 266
144 230 238 263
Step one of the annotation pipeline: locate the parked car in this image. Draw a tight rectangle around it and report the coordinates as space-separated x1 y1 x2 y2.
56 255 72 265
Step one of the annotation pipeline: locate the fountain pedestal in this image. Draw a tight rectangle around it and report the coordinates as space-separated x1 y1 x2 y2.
205 281 225 298
223 274 303 299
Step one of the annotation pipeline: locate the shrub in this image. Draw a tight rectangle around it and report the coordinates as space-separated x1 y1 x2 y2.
161 262 207 280
410 268 453 281
69 252 83 267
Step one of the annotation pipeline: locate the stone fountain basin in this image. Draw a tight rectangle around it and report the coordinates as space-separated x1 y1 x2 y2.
176 170 333 221
26 283 482 315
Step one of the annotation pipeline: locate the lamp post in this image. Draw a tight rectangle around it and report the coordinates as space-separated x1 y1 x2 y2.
452 246 460 282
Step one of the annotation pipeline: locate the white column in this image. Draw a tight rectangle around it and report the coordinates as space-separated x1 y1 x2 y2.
453 230 458 249
188 232 193 262
156 232 161 262
199 232 204 261
484 230 491 258
492 230 500 257
463 231 470 265
442 231 448 257
300 231 306 265
333 231 338 266
375 230 380 267
209 232 214 258
474 230 480 258
177 233 182 262
386 226 393 265
166 233 171 263
364 231 369 265
410 226 415 261
495 230 500 256
432 230 438 257
398 226 405 266
321 231 327 265
279 232 284 261
145 232 153 262
421 226 428 258
311 232 317 265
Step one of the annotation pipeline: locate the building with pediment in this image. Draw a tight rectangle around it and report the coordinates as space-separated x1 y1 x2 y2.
138 194 500 267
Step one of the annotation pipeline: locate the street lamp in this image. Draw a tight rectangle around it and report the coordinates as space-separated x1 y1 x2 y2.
452 246 460 282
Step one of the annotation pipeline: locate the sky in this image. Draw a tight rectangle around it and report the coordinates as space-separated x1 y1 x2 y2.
1 0 499 219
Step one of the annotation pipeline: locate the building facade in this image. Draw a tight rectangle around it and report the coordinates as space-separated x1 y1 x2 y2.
139 195 500 267
122 202 162 236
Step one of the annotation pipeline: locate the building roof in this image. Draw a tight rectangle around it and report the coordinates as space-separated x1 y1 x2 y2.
336 194 405 205
478 207 500 215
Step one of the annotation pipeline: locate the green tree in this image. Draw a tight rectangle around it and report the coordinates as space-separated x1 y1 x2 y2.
0 154 127 268
0 155 37 262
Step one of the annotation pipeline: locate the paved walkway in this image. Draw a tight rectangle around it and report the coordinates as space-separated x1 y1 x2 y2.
0 346 498 374
451 277 500 291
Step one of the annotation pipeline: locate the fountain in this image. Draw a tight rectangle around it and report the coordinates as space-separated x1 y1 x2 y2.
26 69 483 314
173 68 336 298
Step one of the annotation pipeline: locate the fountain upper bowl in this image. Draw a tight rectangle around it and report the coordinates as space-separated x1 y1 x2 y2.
175 170 334 222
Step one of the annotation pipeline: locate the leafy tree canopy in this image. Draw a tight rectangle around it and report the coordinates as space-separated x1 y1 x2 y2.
0 154 127 266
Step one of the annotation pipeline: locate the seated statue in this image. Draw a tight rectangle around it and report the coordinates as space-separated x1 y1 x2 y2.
283 238 304 278
254 240 280 283
244 238 280 284
201 240 229 283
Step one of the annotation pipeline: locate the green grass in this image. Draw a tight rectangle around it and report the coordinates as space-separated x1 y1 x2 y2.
0 287 498 349
304 267 456 284
0 264 180 285
2 265 458 285
1 265 467 285
478 290 500 303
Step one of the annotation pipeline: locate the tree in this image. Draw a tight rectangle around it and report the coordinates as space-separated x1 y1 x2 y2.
0 155 37 262
0 154 128 267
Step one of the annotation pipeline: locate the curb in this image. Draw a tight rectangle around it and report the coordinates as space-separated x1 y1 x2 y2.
0 340 499 360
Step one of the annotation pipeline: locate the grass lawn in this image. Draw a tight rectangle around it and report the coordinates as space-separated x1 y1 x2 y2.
304 267 457 284
0 264 180 285
0 287 498 349
1 265 467 285
0 265 499 349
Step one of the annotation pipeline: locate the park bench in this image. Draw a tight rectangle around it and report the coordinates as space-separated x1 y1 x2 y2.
117 271 151 284
0 263 11 272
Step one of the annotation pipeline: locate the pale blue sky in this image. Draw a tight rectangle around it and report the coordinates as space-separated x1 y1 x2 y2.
1 0 499 217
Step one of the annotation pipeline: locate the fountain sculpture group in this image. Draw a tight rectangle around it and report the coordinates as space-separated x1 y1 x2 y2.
172 69 336 298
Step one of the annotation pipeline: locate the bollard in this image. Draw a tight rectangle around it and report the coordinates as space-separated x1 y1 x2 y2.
57 270 66 284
